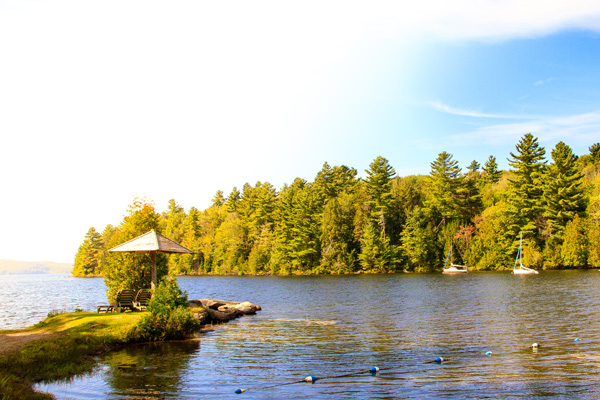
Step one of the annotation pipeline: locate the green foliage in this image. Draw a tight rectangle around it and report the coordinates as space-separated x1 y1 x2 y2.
130 277 201 342
590 142 600 163
542 141 585 239
588 219 600 267
561 215 588 267
401 207 439 271
425 151 466 222
506 133 547 246
364 156 396 229
72 227 103 276
103 198 167 302
465 204 512 270
482 155 502 185
76 139 600 275
319 192 358 273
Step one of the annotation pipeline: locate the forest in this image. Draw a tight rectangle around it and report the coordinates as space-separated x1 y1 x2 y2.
73 134 600 278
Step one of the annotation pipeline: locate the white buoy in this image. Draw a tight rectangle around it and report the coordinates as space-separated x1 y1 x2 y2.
305 376 317 383
531 343 539 348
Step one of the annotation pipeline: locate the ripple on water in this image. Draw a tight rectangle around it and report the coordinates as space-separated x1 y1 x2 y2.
23 271 600 398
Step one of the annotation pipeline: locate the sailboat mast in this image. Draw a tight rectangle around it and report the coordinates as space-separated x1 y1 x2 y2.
520 232 523 267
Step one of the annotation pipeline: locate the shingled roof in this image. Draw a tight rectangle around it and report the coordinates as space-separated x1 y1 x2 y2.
109 229 194 254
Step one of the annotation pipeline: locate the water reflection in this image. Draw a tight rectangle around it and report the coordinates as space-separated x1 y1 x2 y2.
39 341 200 399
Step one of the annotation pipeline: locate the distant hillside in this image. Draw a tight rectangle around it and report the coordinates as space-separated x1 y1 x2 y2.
0 259 73 275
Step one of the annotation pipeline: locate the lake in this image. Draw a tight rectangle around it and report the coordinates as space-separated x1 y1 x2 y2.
2 271 600 398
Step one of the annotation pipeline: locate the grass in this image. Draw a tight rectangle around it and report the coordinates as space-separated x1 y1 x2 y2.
0 311 143 400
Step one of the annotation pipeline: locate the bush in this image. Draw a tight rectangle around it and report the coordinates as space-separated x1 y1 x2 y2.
129 276 201 342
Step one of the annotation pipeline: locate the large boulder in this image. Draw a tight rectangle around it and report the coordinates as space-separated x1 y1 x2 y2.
188 298 261 325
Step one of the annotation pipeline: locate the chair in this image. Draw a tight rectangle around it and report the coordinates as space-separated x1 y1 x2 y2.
133 288 152 311
112 289 136 312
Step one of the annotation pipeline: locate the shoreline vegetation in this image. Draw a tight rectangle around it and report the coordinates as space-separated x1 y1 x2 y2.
0 298 260 400
74 135 600 278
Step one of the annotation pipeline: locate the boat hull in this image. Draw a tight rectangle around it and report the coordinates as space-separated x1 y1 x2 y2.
513 268 538 275
443 267 468 274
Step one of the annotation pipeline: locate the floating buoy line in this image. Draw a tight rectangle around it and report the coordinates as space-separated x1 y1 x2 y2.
234 338 588 394
234 357 452 394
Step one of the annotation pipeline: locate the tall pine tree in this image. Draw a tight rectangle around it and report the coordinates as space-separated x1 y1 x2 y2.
542 141 585 239
506 133 547 245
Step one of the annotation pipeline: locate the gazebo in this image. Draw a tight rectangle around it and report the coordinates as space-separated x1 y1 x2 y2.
108 229 194 290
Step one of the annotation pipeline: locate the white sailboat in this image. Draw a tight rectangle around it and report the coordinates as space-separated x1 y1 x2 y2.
442 243 468 274
513 231 538 275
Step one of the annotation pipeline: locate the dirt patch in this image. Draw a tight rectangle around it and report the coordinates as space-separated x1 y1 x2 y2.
0 331 59 356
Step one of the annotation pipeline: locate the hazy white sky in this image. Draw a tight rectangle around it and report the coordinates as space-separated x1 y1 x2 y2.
1 1 600 263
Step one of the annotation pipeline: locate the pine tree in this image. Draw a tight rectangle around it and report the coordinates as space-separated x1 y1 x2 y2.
590 142 600 164
482 155 502 185
400 207 439 271
320 192 358 273
506 133 547 244
72 227 103 276
467 160 480 174
226 187 241 213
364 156 396 230
212 190 225 207
542 141 585 238
425 151 464 222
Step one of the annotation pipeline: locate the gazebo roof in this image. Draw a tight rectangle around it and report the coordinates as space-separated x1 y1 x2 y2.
108 229 194 254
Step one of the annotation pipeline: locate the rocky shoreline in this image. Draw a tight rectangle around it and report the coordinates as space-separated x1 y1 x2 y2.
188 299 261 324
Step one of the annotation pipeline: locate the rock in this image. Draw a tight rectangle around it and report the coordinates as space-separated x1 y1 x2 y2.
192 310 210 324
235 302 258 314
188 298 261 325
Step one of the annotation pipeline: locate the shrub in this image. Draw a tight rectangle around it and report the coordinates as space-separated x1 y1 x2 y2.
129 276 201 342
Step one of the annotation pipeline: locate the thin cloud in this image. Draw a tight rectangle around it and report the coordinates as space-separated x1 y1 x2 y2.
430 101 533 119
534 78 556 86
448 110 600 147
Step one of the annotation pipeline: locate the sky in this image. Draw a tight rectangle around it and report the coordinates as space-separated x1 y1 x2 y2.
1 0 600 263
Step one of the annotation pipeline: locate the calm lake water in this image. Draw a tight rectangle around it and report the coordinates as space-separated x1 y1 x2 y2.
3 272 600 398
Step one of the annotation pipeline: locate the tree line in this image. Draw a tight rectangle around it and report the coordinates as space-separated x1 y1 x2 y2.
73 134 600 278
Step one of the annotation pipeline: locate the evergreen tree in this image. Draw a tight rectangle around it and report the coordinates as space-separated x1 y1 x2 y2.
590 142 600 164
319 192 358 273
358 222 394 272
212 190 225 207
467 160 480 174
314 162 357 202
364 156 396 231
506 133 547 244
72 227 103 276
226 187 241 213
425 151 463 222
401 207 439 271
181 207 201 274
542 141 585 238
162 199 186 242
482 155 502 185
271 178 320 274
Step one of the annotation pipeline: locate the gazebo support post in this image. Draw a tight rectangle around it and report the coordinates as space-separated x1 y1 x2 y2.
151 251 157 291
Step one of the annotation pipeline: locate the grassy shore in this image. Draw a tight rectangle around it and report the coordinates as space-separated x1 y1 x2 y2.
0 311 144 399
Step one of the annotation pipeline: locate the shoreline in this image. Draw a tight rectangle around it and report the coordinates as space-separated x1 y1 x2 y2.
0 299 261 400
